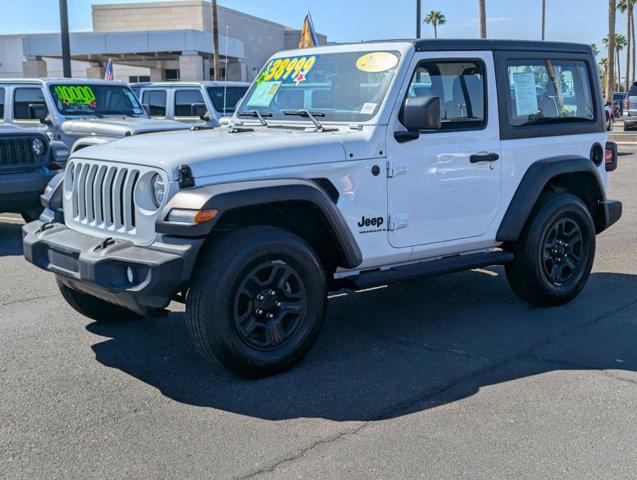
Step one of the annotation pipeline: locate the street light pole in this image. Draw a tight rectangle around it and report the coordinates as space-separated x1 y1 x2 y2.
416 1 422 38
59 0 72 78
541 0 546 41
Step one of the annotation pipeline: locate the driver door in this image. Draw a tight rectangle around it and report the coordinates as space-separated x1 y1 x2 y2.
386 51 502 249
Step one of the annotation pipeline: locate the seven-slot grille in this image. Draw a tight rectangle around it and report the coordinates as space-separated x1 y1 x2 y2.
0 137 37 165
67 161 140 232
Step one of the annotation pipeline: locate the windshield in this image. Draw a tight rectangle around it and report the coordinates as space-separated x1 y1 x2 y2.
207 86 248 115
238 50 401 123
49 84 145 116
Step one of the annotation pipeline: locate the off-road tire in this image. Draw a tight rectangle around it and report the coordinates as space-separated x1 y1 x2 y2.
506 193 596 307
186 226 327 378
57 278 142 322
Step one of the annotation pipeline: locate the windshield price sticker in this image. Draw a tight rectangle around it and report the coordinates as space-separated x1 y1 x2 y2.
356 52 399 73
54 85 97 107
247 81 281 107
257 55 318 86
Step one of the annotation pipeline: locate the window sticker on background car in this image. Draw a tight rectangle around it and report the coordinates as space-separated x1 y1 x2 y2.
360 102 377 114
53 85 97 107
246 81 281 107
512 72 539 116
256 55 318 86
356 52 399 73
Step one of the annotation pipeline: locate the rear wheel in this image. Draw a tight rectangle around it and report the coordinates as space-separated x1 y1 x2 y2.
506 193 596 307
186 227 327 378
57 278 141 322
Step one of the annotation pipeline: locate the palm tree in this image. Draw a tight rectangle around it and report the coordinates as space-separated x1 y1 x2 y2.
606 0 617 101
479 0 487 38
616 34 627 89
591 43 600 56
618 0 635 90
424 11 446 38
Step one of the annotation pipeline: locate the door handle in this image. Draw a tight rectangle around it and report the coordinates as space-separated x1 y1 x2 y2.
470 153 500 163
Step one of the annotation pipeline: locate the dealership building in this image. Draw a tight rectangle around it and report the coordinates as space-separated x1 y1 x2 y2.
0 1 326 82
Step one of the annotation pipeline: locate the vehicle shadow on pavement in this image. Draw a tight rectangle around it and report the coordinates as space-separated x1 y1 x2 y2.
86 269 637 422
0 222 25 257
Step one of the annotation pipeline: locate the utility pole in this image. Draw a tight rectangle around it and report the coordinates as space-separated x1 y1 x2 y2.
416 0 422 39
211 0 221 81
59 0 72 78
541 0 546 40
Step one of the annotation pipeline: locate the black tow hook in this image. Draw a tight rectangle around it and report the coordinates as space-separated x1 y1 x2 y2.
37 221 56 234
94 237 116 252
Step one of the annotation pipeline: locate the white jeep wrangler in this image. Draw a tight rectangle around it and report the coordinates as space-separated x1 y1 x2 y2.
24 40 622 377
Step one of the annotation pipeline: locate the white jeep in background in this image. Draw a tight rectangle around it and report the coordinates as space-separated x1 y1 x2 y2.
0 79 189 153
24 39 621 378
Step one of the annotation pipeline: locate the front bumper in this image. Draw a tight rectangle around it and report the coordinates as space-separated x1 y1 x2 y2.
23 220 203 316
0 167 56 213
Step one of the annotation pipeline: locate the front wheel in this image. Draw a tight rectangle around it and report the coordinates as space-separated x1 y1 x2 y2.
506 193 596 307
186 227 327 378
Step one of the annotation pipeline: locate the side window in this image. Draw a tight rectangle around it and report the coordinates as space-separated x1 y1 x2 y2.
0 88 5 119
506 59 594 126
142 90 167 117
14 87 48 120
404 60 486 130
174 89 205 117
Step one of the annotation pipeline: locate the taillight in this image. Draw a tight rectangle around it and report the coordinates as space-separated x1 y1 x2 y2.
605 141 618 172
625 96 629 110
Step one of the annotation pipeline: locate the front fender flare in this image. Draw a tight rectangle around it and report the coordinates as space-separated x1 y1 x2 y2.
156 179 362 269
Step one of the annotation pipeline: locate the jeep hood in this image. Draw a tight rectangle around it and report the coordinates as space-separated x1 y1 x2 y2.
61 117 189 137
74 127 349 180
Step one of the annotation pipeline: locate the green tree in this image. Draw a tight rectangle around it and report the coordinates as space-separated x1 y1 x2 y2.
591 43 600 56
424 11 446 39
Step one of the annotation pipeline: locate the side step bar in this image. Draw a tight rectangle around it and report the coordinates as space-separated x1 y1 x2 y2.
336 251 514 291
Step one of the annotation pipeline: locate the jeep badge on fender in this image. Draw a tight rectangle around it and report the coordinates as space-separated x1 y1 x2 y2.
24 39 621 378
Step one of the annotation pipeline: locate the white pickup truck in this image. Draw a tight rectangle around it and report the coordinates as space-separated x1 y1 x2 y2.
24 39 621 377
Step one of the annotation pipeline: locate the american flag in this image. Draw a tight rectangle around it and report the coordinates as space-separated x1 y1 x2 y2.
104 58 113 81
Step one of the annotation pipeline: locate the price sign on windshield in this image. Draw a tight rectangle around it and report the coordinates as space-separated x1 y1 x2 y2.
257 55 318 86
53 85 97 106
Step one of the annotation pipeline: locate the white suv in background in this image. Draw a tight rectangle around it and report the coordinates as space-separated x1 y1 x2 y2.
130 81 250 127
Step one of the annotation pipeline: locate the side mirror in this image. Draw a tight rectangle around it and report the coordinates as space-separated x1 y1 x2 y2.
396 96 441 142
30 104 51 124
191 103 208 119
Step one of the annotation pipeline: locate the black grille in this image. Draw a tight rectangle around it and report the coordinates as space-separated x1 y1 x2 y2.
0 137 37 166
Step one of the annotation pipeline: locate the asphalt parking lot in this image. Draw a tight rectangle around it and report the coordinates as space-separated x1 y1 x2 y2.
0 152 635 480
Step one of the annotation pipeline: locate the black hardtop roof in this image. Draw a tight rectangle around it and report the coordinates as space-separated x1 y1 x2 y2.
359 39 591 54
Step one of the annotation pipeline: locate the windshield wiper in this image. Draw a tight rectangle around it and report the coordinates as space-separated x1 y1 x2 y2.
238 110 272 127
284 110 326 131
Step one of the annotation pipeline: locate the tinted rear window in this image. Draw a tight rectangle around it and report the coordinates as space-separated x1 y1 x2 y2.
628 84 637 96
0 87 4 119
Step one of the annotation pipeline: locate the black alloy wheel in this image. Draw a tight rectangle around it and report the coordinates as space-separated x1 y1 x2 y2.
234 261 307 351
541 218 584 286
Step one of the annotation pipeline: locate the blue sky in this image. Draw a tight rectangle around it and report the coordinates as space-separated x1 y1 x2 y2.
0 1 621 62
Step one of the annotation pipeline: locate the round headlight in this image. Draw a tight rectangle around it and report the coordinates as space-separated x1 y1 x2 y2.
151 174 166 207
32 138 46 157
